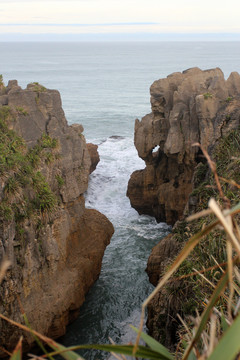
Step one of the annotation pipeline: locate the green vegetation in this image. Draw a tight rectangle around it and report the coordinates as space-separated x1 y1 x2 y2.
56 174 65 188
0 202 13 221
0 75 6 94
41 133 58 149
30 82 47 104
31 82 47 93
0 106 58 241
203 92 213 99
173 129 240 308
225 96 233 103
32 172 56 213
0 74 4 86
15 106 28 116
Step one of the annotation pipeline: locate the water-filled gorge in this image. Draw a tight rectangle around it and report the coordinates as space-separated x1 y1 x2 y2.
62 136 170 359
1 41 240 358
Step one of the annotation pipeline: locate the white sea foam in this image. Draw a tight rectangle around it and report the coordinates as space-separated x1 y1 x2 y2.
85 136 145 222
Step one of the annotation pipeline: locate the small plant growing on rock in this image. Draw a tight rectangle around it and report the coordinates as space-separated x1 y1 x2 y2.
15 106 28 116
0 109 59 234
32 172 56 214
0 75 6 94
31 82 46 93
40 133 58 149
203 92 213 99
4 176 20 197
45 151 54 164
0 106 11 123
56 174 65 188
0 202 13 221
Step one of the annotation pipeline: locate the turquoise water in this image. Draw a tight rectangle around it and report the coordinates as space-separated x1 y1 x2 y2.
1 41 240 359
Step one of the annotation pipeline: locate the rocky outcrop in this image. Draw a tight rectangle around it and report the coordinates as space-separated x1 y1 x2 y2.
0 80 114 354
127 67 240 225
87 143 100 173
141 69 240 348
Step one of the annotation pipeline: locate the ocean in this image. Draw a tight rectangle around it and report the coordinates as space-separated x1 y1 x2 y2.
1 41 240 359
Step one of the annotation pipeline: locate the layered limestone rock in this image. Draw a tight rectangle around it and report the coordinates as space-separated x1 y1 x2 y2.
0 80 114 354
142 69 240 348
127 67 240 225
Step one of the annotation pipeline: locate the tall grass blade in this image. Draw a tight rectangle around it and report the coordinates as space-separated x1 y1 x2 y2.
143 219 219 308
208 313 240 360
22 313 51 358
10 338 22 360
183 269 230 359
227 201 240 216
220 314 229 332
130 325 174 359
47 342 85 360
188 350 197 360
209 198 240 255
133 219 219 352
45 344 165 360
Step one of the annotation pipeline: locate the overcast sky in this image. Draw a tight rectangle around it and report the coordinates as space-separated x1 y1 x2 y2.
1 0 240 41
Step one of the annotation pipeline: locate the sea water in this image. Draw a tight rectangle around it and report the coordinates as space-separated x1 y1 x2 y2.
1 41 240 359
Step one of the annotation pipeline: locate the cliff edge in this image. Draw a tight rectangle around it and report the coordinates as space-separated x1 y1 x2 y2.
0 79 114 354
129 68 240 349
127 67 240 224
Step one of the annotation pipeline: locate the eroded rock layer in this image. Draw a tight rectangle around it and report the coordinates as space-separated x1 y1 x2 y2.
0 80 114 354
127 67 240 224
142 69 240 348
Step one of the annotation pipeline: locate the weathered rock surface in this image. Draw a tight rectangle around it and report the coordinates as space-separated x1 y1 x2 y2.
142 69 240 348
87 143 100 173
0 80 114 354
146 230 184 348
127 67 240 225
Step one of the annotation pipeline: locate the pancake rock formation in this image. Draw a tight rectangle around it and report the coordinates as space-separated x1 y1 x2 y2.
136 68 240 347
127 67 240 225
0 79 114 354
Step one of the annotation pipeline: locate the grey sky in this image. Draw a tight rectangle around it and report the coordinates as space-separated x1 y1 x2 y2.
0 0 240 40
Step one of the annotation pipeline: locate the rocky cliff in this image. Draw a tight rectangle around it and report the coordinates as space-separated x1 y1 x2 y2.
130 68 240 349
0 79 114 354
127 67 240 225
